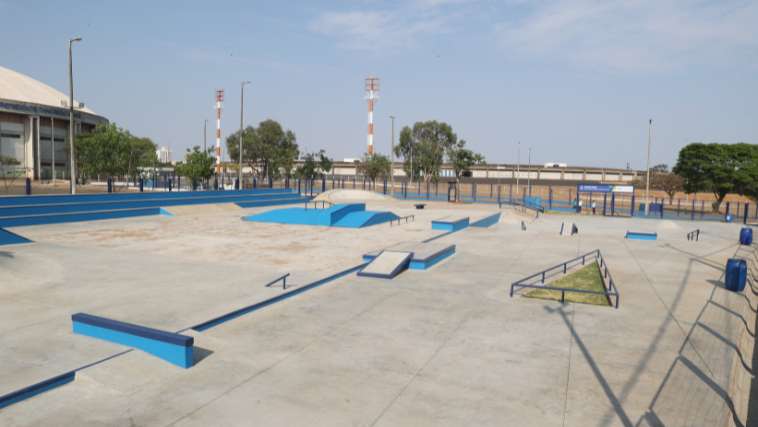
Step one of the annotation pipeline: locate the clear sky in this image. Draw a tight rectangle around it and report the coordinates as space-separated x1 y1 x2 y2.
2 0 756 168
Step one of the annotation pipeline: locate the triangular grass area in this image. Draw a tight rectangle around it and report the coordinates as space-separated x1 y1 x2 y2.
524 261 610 306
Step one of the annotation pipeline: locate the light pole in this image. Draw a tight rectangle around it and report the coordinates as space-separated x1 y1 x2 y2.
68 37 81 195
389 115 395 196
645 119 652 216
527 147 532 198
239 81 250 190
516 142 520 198
203 119 207 153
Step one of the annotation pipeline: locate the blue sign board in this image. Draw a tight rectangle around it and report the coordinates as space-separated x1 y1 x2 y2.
577 184 612 193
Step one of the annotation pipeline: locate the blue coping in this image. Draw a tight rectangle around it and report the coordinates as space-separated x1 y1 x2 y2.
625 231 658 240
0 371 76 410
470 213 501 228
243 203 398 228
72 313 194 368
235 196 312 208
357 251 412 279
159 207 175 217
431 217 470 232
0 192 301 217
0 227 32 245
191 262 367 332
0 207 162 228
0 188 294 207
409 245 456 270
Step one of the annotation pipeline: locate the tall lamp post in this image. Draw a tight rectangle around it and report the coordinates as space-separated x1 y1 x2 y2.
389 115 395 196
516 142 520 198
527 147 532 198
645 119 652 216
68 37 82 195
239 81 250 190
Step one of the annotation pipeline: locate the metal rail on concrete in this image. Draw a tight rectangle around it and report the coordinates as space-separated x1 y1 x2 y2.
304 200 332 210
264 273 290 290
509 249 620 308
389 215 415 226
687 229 701 241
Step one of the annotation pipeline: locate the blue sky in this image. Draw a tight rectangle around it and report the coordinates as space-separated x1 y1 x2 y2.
1 0 756 168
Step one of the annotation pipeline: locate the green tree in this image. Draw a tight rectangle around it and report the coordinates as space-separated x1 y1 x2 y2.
358 153 391 183
318 150 333 177
447 139 485 202
75 123 157 185
394 120 458 183
636 172 685 203
295 152 318 180
673 143 758 211
175 146 214 189
226 119 299 180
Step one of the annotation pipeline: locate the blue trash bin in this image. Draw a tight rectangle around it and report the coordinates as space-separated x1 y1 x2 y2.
739 227 753 245
725 258 747 292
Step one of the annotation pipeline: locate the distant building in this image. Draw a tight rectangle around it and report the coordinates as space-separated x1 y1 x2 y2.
156 146 171 164
0 66 108 180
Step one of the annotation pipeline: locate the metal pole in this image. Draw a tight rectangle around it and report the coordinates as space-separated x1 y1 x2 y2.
203 119 207 153
68 37 81 195
516 142 520 199
51 117 55 184
239 81 250 190
390 115 395 197
527 147 532 198
644 119 652 216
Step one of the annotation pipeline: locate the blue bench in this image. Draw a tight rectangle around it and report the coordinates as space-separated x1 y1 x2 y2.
72 313 194 368
625 231 657 241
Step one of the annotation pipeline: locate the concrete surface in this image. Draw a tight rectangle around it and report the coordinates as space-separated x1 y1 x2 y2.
0 198 754 427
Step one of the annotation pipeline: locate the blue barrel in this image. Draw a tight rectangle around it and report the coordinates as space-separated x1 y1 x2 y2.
725 258 747 292
739 227 753 245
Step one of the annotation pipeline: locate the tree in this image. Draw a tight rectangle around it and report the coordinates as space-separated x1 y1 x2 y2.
75 123 157 185
318 150 333 177
394 121 458 183
674 143 758 211
175 146 213 189
295 152 318 181
447 139 485 202
226 119 299 180
0 155 21 192
636 172 685 203
358 153 391 183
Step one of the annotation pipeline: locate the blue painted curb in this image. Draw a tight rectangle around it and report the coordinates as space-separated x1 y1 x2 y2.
357 251 412 279
0 371 75 410
431 217 469 232
471 213 501 228
409 245 456 270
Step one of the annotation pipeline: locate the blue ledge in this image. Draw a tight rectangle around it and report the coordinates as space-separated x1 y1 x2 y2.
72 313 194 368
431 216 469 232
625 231 658 240
409 245 456 270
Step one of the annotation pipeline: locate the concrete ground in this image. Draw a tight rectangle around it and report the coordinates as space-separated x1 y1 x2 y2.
0 198 753 426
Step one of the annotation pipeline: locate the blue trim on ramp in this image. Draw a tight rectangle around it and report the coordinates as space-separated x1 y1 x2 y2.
357 251 412 279
431 217 469 232
409 245 456 270
0 227 32 245
471 213 501 228
0 371 75 410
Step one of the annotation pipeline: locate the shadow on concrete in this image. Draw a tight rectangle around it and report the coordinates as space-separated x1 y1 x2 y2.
0 251 14 259
193 346 214 365
544 305 634 427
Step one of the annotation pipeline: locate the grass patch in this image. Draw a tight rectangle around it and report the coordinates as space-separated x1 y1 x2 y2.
524 262 609 306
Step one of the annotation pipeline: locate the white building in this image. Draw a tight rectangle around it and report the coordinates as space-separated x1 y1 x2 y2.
0 66 108 180
156 146 172 164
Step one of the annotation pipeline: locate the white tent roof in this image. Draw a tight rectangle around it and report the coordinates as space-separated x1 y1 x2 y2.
0 65 96 114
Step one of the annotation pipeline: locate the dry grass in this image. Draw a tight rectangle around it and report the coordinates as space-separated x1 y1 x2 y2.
524 261 609 306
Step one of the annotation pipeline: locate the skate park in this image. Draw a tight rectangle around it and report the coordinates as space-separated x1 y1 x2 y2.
0 186 755 427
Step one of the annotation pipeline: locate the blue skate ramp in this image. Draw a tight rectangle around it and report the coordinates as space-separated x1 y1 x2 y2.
243 203 398 228
0 228 32 246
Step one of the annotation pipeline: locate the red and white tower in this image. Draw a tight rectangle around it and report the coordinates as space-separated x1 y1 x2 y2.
365 77 379 155
214 89 224 175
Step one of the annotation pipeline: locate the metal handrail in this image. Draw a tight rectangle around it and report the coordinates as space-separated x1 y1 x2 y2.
390 215 415 226
510 249 620 308
687 229 701 241
264 273 290 290
304 200 332 210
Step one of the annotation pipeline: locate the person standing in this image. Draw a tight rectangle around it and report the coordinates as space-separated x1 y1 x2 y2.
591 200 597 215
577 199 583 214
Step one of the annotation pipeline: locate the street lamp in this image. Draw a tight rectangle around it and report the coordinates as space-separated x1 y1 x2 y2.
645 119 653 216
239 81 250 190
389 115 395 196
68 37 81 194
